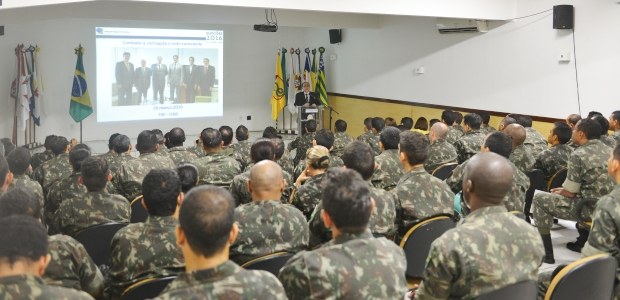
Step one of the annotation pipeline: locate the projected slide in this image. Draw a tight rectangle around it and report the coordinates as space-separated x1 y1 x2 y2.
95 27 223 122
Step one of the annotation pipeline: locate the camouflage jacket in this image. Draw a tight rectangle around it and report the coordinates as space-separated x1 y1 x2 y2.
479 124 497 135
53 191 130 237
277 151 295 176
535 144 573 180
563 139 614 199
445 126 464 145
288 133 315 165
119 152 176 200
108 153 135 193
454 130 485 164
153 261 287 300
509 144 536 174
600 135 618 148
229 170 293 206
193 152 241 187
371 149 404 191
167 146 198 166
0 274 93 300
33 152 72 189
613 130 620 142
46 172 85 226
392 167 454 228
357 131 381 156
44 234 103 298
331 132 354 157
187 145 204 157
448 158 529 212
290 172 326 218
524 127 548 158
415 206 544 299
221 145 234 157
424 139 458 173
106 216 185 300
31 150 55 171
293 155 344 181
231 140 252 171
279 231 407 300
8 174 44 217
231 200 309 265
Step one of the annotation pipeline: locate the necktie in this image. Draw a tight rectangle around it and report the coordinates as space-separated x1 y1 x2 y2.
305 94 309 103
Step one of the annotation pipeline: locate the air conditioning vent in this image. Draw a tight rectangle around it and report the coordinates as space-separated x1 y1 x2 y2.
437 18 489 34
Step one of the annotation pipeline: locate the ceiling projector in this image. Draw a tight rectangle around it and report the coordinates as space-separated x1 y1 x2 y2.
254 24 278 32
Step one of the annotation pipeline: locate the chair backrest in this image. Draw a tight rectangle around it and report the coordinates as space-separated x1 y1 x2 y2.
120 276 177 300
432 163 458 180
241 252 295 276
74 222 127 266
547 168 568 191
476 280 537 300
545 254 617 300
130 195 148 223
399 215 456 278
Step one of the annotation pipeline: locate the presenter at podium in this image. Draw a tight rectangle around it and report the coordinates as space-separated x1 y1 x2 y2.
294 82 321 107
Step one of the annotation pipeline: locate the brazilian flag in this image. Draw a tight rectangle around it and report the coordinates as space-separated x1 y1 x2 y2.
69 45 93 122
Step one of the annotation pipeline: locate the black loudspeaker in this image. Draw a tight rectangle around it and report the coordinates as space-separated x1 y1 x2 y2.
329 29 342 44
553 5 574 29
0 26 4 36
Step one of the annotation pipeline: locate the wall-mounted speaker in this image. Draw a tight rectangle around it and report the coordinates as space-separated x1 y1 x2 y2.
553 5 574 29
0 26 4 36
329 29 342 44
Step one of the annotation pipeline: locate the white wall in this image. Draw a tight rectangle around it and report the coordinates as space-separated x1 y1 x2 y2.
315 0 620 119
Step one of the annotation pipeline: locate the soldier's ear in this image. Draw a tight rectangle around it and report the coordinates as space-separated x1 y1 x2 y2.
321 209 333 229
247 180 253 194
78 176 84 185
369 198 376 213
36 254 52 277
228 223 239 245
3 172 13 187
176 226 186 247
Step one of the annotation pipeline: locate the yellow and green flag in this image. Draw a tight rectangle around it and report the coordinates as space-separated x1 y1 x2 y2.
270 50 285 120
69 45 93 122
316 47 329 107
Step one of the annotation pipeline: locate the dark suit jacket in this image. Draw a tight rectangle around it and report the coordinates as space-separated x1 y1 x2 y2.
294 91 320 107
115 61 134 87
134 67 152 91
182 64 199 87
198 65 216 91
151 63 168 88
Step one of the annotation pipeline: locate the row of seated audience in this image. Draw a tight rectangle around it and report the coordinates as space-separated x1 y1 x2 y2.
0 108 618 299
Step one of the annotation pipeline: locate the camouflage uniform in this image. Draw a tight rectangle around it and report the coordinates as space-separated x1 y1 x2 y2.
357 131 381 156
448 158 529 213
155 146 169 156
600 135 618 148
119 152 176 200
277 151 295 176
509 144 536 174
107 153 135 193
152 261 287 300
290 173 325 218
231 200 309 265
393 167 454 229
45 234 104 297
7 174 44 217
106 216 185 300
31 149 55 171
533 139 614 231
0 275 94 299
293 156 344 182
231 140 252 171
279 231 407 300
308 181 397 247
524 127 548 158
33 152 72 189
46 172 85 227
288 133 316 165
229 170 293 206
332 132 354 157
479 124 497 135
613 130 620 142
535 144 573 180
414 206 544 299
167 146 198 166
445 126 464 145
424 139 458 173
454 124 465 134
188 145 203 157
454 130 485 163
221 145 234 157
53 191 130 237
193 152 241 187
371 149 404 191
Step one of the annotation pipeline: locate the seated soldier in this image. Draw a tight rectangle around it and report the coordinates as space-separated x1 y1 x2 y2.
231 125 252 170
6 148 44 217
0 216 93 299
533 118 614 263
272 137 295 176
290 146 330 219
279 168 407 299
192 128 241 187
152 129 169 156
535 122 573 181
454 113 485 163
107 134 135 192
177 163 198 194
30 135 56 171
152 186 286 299
0 188 104 298
498 116 516 132
424 122 458 173
167 127 198 165
288 119 318 166
371 126 404 191
392 131 454 232
610 110 620 142
0 156 11 194
478 111 497 135
400 117 414 130
309 141 397 247
357 117 381 156
229 139 293 206
293 129 343 180
593 115 617 148
453 112 465 133
412 152 543 299
54 156 130 237
100 133 121 164
32 136 72 190
331 119 354 158
231 160 308 264
219 126 234 157
513 114 548 157
443 110 463 145
504 124 536 173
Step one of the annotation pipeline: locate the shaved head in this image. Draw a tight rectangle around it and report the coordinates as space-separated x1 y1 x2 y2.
504 124 526 147
249 160 284 200
430 122 449 142
463 152 514 209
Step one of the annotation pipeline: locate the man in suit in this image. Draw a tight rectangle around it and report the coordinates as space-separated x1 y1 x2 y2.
134 59 152 104
294 82 321 134
182 56 198 103
151 56 168 104
198 58 216 97
115 52 134 106
168 55 182 103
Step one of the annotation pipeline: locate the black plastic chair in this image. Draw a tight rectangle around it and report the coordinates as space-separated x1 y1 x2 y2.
547 168 568 191
241 252 294 276
130 195 148 223
524 169 546 222
476 280 537 300
120 276 176 300
431 163 458 180
544 254 617 300
74 222 127 266
399 215 456 279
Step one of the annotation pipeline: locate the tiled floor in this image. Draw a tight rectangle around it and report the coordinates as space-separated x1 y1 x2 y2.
539 219 582 274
